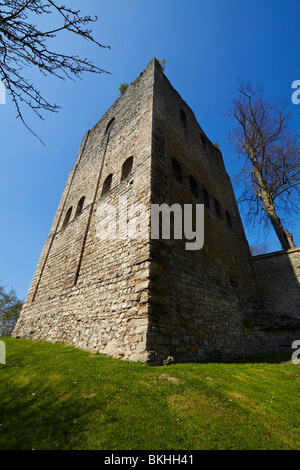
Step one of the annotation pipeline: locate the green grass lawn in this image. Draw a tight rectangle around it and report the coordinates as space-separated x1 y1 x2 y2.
0 337 299 450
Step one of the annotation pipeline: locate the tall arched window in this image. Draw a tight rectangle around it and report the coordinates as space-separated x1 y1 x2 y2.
63 207 73 227
203 189 210 209
75 197 85 217
171 158 183 183
121 157 134 181
101 174 113 196
105 118 115 135
189 175 199 198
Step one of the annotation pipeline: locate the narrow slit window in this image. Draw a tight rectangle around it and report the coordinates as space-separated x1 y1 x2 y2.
63 207 73 227
121 157 134 181
75 197 85 217
214 199 222 219
201 135 208 152
171 158 183 183
226 210 233 228
180 109 187 127
203 189 211 209
189 175 199 198
102 174 113 196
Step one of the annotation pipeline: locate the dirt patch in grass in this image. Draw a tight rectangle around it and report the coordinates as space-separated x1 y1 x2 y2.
157 374 179 384
228 391 248 401
57 393 72 402
139 373 179 388
168 392 222 417
82 391 97 399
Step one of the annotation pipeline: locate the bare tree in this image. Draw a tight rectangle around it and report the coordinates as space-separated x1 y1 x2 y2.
0 0 110 143
228 81 300 251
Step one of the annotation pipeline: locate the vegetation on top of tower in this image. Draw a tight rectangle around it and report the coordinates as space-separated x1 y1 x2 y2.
119 83 129 95
228 80 300 251
0 0 110 144
157 58 167 71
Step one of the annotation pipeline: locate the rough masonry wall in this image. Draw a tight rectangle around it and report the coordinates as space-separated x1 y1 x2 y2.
252 248 300 318
244 249 300 354
13 60 156 362
147 61 258 363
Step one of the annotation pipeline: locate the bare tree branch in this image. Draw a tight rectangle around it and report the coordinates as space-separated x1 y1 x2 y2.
0 0 110 144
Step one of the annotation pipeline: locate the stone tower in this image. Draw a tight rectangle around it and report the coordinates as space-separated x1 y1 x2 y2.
13 59 300 363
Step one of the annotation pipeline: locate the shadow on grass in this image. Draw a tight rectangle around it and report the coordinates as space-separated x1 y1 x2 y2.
231 352 292 364
0 381 97 450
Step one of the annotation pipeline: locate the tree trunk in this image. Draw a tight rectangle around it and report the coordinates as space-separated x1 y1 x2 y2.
265 204 296 251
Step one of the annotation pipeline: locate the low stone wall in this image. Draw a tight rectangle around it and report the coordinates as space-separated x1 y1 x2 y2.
252 248 300 319
245 248 300 355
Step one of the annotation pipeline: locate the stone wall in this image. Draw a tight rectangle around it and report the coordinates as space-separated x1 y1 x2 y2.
146 60 258 363
244 248 300 354
252 248 300 318
13 59 156 362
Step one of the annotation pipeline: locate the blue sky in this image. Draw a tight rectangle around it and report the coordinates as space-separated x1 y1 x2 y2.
1 0 300 300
